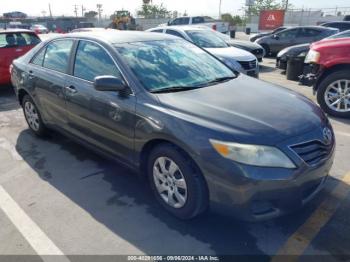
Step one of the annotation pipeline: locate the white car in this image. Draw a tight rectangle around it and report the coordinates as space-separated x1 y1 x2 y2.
162 16 229 34
30 24 48 34
147 26 259 77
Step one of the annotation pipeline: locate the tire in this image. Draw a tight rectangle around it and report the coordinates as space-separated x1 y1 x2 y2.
147 144 208 220
316 70 350 118
261 44 270 57
22 95 48 136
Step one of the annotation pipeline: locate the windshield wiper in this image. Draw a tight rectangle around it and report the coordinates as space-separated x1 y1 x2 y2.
206 76 236 85
150 86 200 94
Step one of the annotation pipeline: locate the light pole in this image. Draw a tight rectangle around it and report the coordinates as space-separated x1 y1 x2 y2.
219 0 222 18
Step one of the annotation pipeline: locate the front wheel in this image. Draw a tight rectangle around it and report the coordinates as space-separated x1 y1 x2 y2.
261 44 270 57
317 70 350 118
147 144 208 220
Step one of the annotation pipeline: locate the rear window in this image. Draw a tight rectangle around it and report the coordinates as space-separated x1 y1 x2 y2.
0 32 41 48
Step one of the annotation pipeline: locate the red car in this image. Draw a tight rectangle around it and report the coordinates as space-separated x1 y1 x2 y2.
0 29 41 85
304 38 350 118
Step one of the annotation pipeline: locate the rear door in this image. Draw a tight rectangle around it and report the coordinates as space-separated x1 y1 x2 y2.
64 40 136 163
296 28 322 44
270 28 299 53
27 39 74 128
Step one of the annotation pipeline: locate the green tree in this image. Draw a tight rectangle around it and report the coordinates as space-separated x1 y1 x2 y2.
221 13 246 26
247 0 283 16
84 11 98 18
137 3 171 19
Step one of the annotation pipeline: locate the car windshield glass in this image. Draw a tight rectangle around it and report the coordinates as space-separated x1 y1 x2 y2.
186 30 228 48
115 40 235 92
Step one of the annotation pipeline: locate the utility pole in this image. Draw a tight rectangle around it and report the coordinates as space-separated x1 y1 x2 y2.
97 4 103 24
219 0 222 19
48 3 53 17
73 4 79 17
81 5 86 17
285 0 289 11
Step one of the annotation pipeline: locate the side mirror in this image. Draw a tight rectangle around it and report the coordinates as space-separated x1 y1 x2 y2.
94 76 127 92
273 34 279 40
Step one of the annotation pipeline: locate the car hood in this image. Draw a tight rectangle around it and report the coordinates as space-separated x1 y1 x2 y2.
227 40 263 51
277 43 311 58
205 46 256 61
156 75 327 145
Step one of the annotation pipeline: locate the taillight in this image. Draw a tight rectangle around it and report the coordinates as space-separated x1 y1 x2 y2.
212 24 217 31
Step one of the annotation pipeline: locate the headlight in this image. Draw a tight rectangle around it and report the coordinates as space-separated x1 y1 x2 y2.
297 51 307 57
210 139 296 168
305 50 320 64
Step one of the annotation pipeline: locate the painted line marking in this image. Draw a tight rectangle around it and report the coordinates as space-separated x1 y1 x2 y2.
272 172 350 261
0 137 23 161
0 185 70 261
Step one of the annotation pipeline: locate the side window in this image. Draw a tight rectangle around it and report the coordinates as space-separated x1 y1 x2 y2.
278 29 298 39
0 33 17 48
170 18 181 25
298 28 320 37
31 47 46 66
21 33 41 46
150 29 163 33
181 17 190 25
192 17 204 24
74 41 123 82
43 40 73 73
166 30 184 39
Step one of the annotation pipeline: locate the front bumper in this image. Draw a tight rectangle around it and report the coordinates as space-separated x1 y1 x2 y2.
299 64 322 87
198 130 335 221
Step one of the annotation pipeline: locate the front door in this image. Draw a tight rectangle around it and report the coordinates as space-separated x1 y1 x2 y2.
64 40 136 163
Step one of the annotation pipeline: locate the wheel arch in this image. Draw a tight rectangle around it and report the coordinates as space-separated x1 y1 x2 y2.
18 88 30 106
315 64 350 90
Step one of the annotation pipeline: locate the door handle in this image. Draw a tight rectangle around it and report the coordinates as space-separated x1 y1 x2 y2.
64 85 78 94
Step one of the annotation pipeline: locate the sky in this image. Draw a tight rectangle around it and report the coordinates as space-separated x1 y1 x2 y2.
1 0 349 18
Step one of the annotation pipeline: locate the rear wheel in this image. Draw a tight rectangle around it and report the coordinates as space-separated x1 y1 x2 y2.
317 70 350 118
22 95 47 136
147 144 208 219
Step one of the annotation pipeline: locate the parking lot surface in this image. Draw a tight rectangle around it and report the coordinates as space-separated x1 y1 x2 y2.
0 46 350 260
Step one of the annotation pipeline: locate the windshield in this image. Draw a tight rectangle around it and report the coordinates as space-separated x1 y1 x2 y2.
115 40 235 92
186 30 228 48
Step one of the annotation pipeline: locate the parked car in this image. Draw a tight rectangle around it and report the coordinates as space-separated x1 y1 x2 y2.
321 21 350 32
249 26 289 42
256 26 338 56
0 29 41 85
11 31 335 221
147 26 259 77
303 38 350 118
70 27 108 33
30 24 49 34
213 31 265 62
162 16 229 34
277 29 350 71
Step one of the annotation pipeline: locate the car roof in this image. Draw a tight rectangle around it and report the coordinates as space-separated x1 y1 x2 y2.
150 25 210 32
0 29 35 34
282 26 335 31
322 21 350 24
56 30 179 44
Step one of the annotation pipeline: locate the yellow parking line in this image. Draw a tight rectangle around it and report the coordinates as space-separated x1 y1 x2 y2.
272 172 350 261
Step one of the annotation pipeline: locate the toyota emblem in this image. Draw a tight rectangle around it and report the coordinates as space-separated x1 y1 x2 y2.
323 127 333 145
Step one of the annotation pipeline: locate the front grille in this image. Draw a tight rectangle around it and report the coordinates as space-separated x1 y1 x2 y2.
238 60 257 70
290 140 333 166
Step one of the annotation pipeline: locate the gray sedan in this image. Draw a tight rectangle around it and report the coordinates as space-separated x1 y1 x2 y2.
147 26 259 77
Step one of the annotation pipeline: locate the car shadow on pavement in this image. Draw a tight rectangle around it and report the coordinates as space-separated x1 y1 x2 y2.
14 129 350 257
0 85 20 112
259 65 278 74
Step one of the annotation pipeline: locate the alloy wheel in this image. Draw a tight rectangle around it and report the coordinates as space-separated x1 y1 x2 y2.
324 79 350 113
24 101 40 131
153 157 188 209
